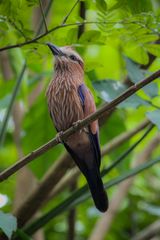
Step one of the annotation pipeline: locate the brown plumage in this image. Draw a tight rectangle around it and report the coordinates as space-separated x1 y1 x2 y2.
46 43 108 212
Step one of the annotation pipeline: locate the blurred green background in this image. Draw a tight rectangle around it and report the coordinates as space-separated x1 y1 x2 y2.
0 0 160 239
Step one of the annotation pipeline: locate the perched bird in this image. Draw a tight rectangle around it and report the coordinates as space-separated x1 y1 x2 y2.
46 43 108 212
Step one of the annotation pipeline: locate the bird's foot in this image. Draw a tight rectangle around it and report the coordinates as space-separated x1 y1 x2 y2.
83 127 89 133
56 131 64 143
72 120 82 130
72 120 88 134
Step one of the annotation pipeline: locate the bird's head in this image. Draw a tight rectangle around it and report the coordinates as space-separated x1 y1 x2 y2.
47 43 84 74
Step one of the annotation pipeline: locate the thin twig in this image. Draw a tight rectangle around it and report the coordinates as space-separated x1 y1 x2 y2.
62 0 80 24
38 0 48 33
0 20 145 52
0 62 26 146
0 70 160 182
0 21 104 52
8 18 27 40
37 0 53 35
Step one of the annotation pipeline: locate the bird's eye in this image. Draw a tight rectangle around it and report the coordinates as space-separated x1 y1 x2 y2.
70 55 77 61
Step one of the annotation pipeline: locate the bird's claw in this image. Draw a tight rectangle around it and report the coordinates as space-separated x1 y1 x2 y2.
72 120 82 130
83 127 89 133
56 131 64 143
72 120 89 134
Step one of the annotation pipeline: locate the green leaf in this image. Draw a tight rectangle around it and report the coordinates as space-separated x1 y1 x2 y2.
124 43 149 65
125 57 145 83
16 229 32 240
0 95 12 109
110 0 152 13
93 80 126 101
125 57 159 97
140 203 160 216
0 62 26 146
66 28 78 44
78 30 101 44
96 0 107 12
85 61 103 72
146 110 160 130
119 94 148 109
126 0 152 13
143 83 158 98
138 34 159 44
0 211 17 239
26 0 38 6
145 44 160 57
0 21 8 31
93 80 148 109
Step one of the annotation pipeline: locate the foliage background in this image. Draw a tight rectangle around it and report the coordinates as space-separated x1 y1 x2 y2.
0 0 160 239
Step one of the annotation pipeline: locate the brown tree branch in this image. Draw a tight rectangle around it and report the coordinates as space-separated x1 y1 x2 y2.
88 134 160 240
14 153 73 227
14 118 149 227
0 70 160 183
131 220 160 240
47 119 150 201
0 22 98 52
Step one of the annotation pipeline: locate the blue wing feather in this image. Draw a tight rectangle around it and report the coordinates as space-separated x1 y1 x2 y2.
78 84 85 111
77 84 101 168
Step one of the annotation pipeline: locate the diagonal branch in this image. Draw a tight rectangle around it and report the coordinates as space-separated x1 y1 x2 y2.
0 70 160 182
46 119 151 202
131 220 160 240
13 119 149 227
12 125 154 233
0 21 104 52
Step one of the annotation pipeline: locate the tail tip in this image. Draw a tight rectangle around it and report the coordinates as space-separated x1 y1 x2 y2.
98 204 108 212
97 201 109 213
95 191 109 213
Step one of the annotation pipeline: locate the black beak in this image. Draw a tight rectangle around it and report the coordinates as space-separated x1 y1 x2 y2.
46 43 63 56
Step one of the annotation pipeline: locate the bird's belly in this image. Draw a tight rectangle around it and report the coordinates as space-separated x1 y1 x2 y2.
49 90 84 131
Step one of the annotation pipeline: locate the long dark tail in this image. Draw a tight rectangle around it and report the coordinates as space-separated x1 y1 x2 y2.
85 167 108 212
64 143 108 212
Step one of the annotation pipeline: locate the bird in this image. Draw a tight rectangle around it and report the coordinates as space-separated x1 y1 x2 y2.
46 43 108 212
